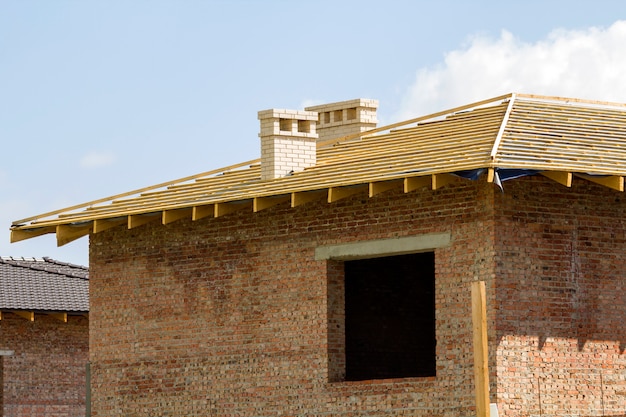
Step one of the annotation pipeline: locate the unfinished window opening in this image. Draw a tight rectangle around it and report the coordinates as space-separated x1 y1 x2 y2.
333 110 343 123
323 112 331 124
279 118 292 132
346 107 357 120
297 119 311 133
335 252 436 381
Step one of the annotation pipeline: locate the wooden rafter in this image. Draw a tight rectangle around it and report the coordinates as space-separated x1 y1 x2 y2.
162 208 192 225
47 312 68 323
541 171 573 187
404 176 431 193
10 226 55 243
13 311 34 321
192 205 214 221
214 201 252 217
93 218 126 233
128 214 158 229
575 174 624 191
369 180 402 197
328 185 367 203
291 190 326 207
57 224 92 247
253 195 290 212
432 173 458 190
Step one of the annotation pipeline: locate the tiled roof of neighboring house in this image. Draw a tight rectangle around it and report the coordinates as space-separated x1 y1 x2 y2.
0 256 88 312
10 93 626 246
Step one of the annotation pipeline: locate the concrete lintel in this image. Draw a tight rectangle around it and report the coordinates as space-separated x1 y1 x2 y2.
315 233 451 261
0 350 15 356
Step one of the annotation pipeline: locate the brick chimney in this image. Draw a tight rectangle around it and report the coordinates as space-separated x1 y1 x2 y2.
305 98 378 143
258 109 318 180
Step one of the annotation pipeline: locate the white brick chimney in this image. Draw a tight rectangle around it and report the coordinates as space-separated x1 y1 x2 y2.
305 98 378 143
258 109 318 180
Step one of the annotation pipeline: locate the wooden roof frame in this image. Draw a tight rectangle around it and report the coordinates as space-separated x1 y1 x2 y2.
11 93 626 246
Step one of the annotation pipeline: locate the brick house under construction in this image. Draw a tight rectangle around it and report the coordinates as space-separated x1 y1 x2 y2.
10 93 626 416
0 256 89 417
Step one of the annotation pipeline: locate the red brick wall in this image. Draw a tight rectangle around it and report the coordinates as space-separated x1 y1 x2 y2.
90 181 497 416
0 313 88 417
494 176 626 416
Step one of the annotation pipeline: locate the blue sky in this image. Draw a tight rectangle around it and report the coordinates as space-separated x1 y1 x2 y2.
1 1 625 266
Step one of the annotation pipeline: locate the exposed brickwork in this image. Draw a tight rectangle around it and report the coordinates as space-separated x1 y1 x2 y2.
90 180 496 416
88 175 626 416
0 313 88 417
494 176 626 417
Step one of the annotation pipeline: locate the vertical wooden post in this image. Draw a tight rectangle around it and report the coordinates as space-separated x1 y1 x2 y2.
472 281 490 417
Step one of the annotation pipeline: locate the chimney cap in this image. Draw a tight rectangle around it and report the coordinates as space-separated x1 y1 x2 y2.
305 98 378 113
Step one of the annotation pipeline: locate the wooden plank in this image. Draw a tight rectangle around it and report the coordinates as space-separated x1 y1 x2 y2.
56 224 92 247
432 173 458 190
10 227 55 243
192 205 214 221
253 195 290 212
162 208 192 225
541 171 572 187
13 311 34 321
369 180 402 197
575 174 624 191
487 168 495 183
12 158 260 226
490 94 516 159
291 190 326 207
128 214 159 229
327 185 366 203
47 312 68 323
404 176 431 193
471 281 490 417
317 93 512 148
93 218 126 233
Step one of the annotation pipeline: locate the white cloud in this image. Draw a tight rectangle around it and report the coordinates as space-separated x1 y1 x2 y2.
396 21 626 120
80 151 116 169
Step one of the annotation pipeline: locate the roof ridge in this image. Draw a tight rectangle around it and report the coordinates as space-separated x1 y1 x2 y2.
0 256 88 280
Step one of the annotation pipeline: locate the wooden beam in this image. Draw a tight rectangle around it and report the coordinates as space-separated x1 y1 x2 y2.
192 205 214 221
253 195 290 213
369 180 402 197
541 171 572 187
47 312 68 323
214 201 251 217
13 311 34 321
56 224 92 247
291 190 326 207
432 173 457 190
162 208 192 225
93 218 126 233
10 227 56 243
471 281 490 417
575 174 624 191
128 214 159 229
404 176 431 193
487 168 495 183
328 185 366 203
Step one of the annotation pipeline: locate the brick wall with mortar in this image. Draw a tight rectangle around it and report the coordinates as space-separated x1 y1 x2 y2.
0 313 88 417
493 176 626 417
89 180 497 416
87 175 626 416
